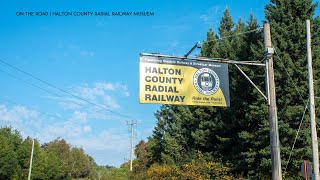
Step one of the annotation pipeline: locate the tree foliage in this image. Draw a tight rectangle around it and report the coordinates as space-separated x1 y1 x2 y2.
0 127 21 179
0 127 99 180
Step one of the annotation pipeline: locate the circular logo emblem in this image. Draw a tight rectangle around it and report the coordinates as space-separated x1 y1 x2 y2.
193 68 220 95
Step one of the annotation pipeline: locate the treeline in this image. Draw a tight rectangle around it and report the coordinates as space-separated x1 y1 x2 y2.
131 0 320 179
0 126 125 180
0 126 133 180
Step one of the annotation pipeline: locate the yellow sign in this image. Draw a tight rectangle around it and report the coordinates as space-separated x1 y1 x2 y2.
139 56 230 107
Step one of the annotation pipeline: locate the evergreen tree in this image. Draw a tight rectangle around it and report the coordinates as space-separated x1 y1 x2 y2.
264 0 320 178
200 26 219 58
149 8 254 173
218 8 234 37
145 1 320 178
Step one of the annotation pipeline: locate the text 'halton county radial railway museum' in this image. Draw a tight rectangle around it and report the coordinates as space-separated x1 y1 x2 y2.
49 11 155 16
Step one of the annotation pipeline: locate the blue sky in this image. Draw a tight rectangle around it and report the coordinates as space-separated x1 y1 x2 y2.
0 0 318 167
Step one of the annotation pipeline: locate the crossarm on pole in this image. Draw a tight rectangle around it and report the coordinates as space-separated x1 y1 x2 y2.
140 53 266 66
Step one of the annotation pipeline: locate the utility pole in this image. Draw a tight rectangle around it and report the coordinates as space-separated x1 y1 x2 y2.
127 120 135 171
28 139 35 180
306 19 319 180
264 23 282 180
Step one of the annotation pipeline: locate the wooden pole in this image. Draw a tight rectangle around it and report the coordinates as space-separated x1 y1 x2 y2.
306 19 319 180
264 23 283 180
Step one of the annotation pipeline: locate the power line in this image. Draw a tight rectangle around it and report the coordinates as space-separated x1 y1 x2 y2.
202 27 263 45
273 47 318 174
284 100 309 172
0 67 123 121
0 96 105 129
0 95 134 131
0 68 131 126
273 46 307 106
0 96 67 123
0 59 136 120
0 67 87 109
273 44 320 135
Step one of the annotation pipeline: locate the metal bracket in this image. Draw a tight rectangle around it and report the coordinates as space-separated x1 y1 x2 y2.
184 41 201 58
234 64 268 102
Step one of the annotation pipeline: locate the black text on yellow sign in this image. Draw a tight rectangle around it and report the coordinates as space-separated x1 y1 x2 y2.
139 56 230 107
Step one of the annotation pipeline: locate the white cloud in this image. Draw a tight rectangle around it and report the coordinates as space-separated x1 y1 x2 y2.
103 95 120 109
200 5 223 25
47 82 129 113
71 111 87 123
35 114 131 166
40 123 82 139
36 110 89 140
46 96 87 110
0 105 38 123
94 82 115 91
44 81 132 124
73 82 130 99
83 125 91 133
93 82 130 97
73 84 105 100
0 82 133 167
0 104 41 138
73 130 128 151
0 104 135 166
